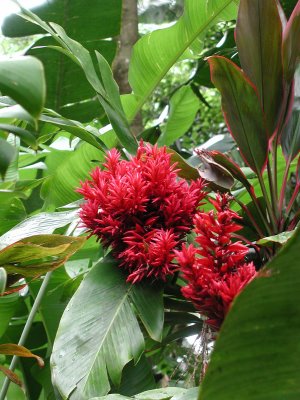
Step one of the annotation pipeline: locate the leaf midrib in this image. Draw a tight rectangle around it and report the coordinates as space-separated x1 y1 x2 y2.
80 283 133 395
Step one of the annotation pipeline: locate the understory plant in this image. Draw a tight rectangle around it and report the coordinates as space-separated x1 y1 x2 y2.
0 0 299 399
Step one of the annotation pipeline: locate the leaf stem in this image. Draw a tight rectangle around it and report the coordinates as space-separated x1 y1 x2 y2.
286 184 300 215
233 197 266 237
279 156 292 214
0 272 52 400
257 173 278 233
267 157 279 219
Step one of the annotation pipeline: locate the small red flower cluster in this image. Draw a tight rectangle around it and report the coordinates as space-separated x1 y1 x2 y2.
78 142 205 283
175 193 256 331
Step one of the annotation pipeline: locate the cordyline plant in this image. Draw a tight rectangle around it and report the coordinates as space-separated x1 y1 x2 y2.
200 0 300 247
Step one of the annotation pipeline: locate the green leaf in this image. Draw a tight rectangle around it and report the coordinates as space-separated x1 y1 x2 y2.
28 37 116 122
41 143 104 208
135 387 187 400
0 293 19 339
0 210 78 248
40 110 106 151
283 0 300 83
0 105 35 126
10 4 137 152
0 139 16 180
3 0 122 122
95 51 137 153
0 124 37 148
51 257 144 399
115 356 156 396
200 228 300 400
126 0 238 122
257 230 295 245
236 0 283 134
166 149 199 180
131 282 164 342
0 267 7 294
157 85 199 146
0 234 85 278
0 56 45 119
208 56 269 174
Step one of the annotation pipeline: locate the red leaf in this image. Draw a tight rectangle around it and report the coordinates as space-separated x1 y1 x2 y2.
283 0 300 83
236 0 284 136
208 56 269 175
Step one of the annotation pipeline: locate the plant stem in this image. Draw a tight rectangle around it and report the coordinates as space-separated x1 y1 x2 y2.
286 184 300 215
267 157 279 219
0 272 52 400
257 173 278 233
279 157 292 214
233 198 266 237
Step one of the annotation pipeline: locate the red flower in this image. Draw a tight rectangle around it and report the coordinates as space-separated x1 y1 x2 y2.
175 193 256 330
78 141 206 283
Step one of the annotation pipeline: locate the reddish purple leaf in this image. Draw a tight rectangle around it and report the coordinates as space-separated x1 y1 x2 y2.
236 0 284 136
283 0 300 83
208 56 269 175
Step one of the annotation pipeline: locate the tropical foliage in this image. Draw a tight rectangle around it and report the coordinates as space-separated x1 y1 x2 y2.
0 0 299 399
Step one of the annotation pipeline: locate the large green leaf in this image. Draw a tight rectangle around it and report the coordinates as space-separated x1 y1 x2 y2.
0 56 45 119
115 356 156 396
0 139 16 179
11 4 137 153
0 209 78 248
126 0 238 121
0 195 26 237
131 282 164 342
28 36 115 122
41 142 104 208
40 110 106 150
51 257 145 399
0 234 85 278
0 293 20 339
3 0 121 122
200 229 300 400
236 0 283 135
157 85 199 146
208 56 269 174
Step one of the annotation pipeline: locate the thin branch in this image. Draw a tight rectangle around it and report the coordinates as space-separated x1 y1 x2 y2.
0 272 52 400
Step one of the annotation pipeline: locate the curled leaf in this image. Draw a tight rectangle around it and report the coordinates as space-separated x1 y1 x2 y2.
0 343 44 367
196 150 234 190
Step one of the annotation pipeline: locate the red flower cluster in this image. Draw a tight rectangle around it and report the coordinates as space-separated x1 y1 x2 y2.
175 193 256 330
78 142 205 283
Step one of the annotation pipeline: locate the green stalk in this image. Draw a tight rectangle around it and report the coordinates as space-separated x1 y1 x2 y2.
243 187 273 236
0 272 52 400
257 173 278 233
267 157 279 220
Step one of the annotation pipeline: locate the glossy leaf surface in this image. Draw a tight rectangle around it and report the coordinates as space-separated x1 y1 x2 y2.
51 257 144 399
283 0 300 83
126 0 238 121
0 234 85 278
157 86 199 146
208 56 269 174
236 0 283 134
0 56 45 119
